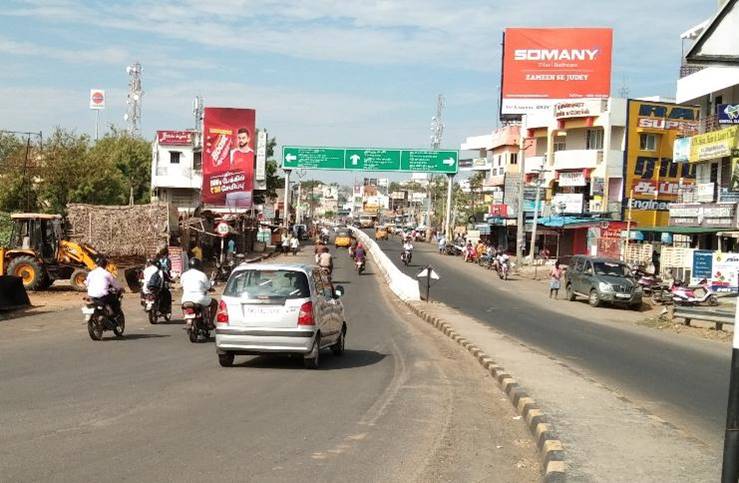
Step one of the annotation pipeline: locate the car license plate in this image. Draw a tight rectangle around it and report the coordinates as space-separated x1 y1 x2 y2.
244 306 281 316
616 293 630 298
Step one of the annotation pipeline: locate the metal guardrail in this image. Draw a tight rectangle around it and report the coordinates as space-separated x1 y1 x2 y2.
672 305 735 331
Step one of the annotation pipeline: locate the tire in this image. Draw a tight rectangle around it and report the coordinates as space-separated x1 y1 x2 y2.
304 335 321 369
188 328 198 343
88 318 103 341
113 313 125 338
331 326 346 356
70 268 89 292
148 309 157 325
708 294 719 306
7 256 44 291
651 292 663 305
566 284 576 301
218 352 235 367
589 289 601 308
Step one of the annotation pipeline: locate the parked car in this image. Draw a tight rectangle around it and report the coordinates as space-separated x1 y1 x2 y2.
564 256 642 309
215 264 347 369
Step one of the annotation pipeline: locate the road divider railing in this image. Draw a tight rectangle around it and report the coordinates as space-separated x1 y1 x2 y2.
671 304 736 331
349 227 421 301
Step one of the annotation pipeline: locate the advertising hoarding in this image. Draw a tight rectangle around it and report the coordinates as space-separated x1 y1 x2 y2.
718 104 739 124
623 100 700 227
255 129 267 190
202 107 256 209
89 89 105 110
156 130 192 146
501 28 613 115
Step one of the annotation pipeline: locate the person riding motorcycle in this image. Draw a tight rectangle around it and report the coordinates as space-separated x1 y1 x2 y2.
401 238 414 264
85 256 124 320
354 242 366 262
496 250 510 276
318 246 333 277
180 257 217 329
141 258 172 317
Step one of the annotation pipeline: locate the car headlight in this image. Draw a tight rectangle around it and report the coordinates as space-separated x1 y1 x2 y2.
599 282 614 293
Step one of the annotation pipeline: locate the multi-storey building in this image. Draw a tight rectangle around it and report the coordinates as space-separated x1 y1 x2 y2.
150 130 202 213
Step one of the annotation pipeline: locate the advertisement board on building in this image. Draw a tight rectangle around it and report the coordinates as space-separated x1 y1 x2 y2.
710 252 739 293
718 104 739 124
471 158 491 170
489 203 509 217
552 193 583 214
500 28 613 115
390 191 406 200
623 100 700 227
156 130 193 146
411 192 427 202
202 107 256 209
554 100 604 119
689 125 739 163
673 137 691 163
669 203 737 228
255 130 267 190
558 170 587 186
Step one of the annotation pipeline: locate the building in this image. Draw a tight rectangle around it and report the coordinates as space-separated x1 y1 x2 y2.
150 130 202 213
666 0 739 250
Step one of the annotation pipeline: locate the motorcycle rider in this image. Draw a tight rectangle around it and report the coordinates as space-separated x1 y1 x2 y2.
402 237 414 264
141 258 172 317
85 256 123 320
496 250 510 277
181 258 217 329
318 245 333 277
354 242 366 270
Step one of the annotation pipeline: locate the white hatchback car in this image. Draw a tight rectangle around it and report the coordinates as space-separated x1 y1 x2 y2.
215 263 347 369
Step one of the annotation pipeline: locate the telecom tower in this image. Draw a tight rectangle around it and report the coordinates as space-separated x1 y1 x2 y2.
430 94 445 149
125 62 143 136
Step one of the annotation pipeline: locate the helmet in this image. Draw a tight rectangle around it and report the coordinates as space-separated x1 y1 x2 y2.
357 243 363 249
189 257 203 271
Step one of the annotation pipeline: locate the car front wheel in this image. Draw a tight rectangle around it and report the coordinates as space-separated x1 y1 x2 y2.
589 289 601 307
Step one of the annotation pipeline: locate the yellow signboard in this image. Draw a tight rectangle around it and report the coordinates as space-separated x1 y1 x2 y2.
624 100 700 228
689 125 739 162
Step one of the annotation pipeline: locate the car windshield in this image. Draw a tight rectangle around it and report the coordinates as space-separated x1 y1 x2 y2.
593 262 631 277
224 270 310 299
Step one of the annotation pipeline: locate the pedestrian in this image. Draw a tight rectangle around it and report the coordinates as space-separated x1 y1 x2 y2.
281 231 290 254
289 235 299 256
549 261 563 299
438 234 446 254
652 249 661 276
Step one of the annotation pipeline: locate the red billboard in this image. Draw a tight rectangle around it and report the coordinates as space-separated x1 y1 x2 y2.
501 28 613 115
202 107 256 209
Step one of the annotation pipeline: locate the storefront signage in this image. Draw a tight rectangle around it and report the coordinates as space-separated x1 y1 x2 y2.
710 253 739 293
689 126 739 163
694 183 715 203
718 104 739 125
471 157 491 170
489 203 508 217
692 250 713 283
669 203 737 228
673 137 691 163
552 193 584 214
558 170 587 186
591 177 604 196
554 100 603 119
157 130 193 146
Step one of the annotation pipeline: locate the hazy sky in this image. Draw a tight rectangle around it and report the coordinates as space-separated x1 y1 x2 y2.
0 0 717 183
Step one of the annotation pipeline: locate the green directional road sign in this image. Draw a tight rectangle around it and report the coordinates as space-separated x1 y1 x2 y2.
282 146 458 174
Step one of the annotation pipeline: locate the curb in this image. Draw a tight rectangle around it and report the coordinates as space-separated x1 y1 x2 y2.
402 301 566 482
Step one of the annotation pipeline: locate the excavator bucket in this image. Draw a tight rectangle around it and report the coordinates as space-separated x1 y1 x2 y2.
0 275 31 310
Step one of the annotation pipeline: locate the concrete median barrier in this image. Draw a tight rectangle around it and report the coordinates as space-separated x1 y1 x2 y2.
349 227 420 301
0 275 31 310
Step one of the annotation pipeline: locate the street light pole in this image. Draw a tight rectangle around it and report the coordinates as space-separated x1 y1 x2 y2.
444 174 454 239
516 135 527 264
283 169 291 228
528 168 548 262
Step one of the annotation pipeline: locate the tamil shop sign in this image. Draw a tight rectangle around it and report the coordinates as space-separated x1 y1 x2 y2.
157 130 193 146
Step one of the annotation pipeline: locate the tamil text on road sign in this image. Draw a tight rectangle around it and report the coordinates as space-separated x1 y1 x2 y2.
282 146 458 174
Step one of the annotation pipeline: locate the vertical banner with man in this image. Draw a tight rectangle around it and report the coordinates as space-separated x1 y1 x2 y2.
202 107 256 209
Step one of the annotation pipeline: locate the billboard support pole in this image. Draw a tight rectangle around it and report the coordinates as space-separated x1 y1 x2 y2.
95 110 100 141
444 174 454 239
283 169 291 229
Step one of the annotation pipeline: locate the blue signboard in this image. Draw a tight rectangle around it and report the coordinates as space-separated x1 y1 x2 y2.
718 104 739 125
692 250 713 281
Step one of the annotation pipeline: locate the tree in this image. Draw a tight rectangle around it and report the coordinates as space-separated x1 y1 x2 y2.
0 132 38 212
88 127 151 204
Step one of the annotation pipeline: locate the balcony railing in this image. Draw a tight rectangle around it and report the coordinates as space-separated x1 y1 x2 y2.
679 62 706 79
553 149 603 170
699 114 722 134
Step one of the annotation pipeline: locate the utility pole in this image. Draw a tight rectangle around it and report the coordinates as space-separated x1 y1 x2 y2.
527 166 549 262
283 170 291 228
125 62 143 137
444 174 454 239
515 129 527 265
429 94 445 239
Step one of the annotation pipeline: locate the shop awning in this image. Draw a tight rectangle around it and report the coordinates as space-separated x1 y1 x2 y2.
635 226 726 234
525 216 604 230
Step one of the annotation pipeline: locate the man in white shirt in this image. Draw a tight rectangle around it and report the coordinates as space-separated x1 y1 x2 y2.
180 257 217 328
85 257 123 319
141 259 160 296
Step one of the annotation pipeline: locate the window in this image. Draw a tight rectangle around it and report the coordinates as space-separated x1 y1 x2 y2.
224 269 310 299
169 151 181 164
554 141 566 152
639 134 657 151
193 152 202 170
586 129 603 150
510 152 518 165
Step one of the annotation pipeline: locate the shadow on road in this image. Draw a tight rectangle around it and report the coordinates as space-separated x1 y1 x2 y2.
234 349 387 370
106 333 171 341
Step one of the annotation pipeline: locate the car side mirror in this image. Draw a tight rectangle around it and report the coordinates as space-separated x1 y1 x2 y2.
334 285 344 298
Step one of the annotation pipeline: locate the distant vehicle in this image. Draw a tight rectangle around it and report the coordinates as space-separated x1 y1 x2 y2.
215 264 347 369
359 214 374 228
334 229 353 248
293 224 308 240
375 225 389 240
565 256 642 309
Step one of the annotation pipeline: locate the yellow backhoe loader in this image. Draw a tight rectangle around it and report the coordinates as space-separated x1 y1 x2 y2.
0 213 117 291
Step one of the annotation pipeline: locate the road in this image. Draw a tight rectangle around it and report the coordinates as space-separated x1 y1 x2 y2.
0 247 538 482
376 234 731 446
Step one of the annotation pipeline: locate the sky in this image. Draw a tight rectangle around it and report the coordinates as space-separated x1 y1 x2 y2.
0 0 718 184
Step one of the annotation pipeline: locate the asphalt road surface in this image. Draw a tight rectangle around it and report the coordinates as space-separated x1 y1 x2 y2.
376 234 731 446
0 247 538 482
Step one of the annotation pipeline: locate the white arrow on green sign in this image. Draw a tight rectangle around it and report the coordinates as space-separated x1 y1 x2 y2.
282 146 458 174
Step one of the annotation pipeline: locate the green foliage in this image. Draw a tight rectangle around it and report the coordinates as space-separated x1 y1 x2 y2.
0 212 11 246
0 133 38 212
88 127 151 204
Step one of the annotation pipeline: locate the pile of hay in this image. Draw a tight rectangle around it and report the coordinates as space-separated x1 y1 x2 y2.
66 203 177 258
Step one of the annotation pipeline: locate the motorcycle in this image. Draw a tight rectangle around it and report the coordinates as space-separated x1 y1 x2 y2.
82 291 125 341
445 244 462 256
182 302 212 343
497 260 510 280
632 265 661 295
142 289 171 324
401 249 412 266
478 253 494 270
355 258 366 274
671 279 719 306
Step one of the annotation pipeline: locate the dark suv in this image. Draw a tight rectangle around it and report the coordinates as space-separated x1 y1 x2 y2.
564 256 642 309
